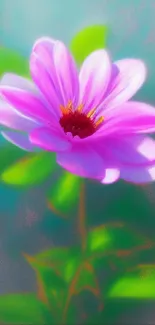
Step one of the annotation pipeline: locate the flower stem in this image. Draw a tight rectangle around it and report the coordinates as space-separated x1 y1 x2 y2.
79 181 87 251
62 181 87 323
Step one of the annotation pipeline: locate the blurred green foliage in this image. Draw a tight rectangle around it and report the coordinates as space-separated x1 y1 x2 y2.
108 266 155 298
47 172 82 215
0 294 50 324
0 219 154 324
1 152 56 187
70 25 108 65
0 47 29 77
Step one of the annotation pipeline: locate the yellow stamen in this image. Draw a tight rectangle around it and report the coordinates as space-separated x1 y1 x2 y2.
67 100 73 110
60 100 104 130
77 103 84 112
95 116 104 127
60 100 73 115
87 108 96 118
60 105 68 115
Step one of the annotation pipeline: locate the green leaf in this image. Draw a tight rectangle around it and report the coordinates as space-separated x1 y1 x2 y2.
70 25 108 65
37 249 99 296
31 247 81 283
48 172 81 214
25 247 100 318
0 144 27 174
108 266 155 298
0 294 48 324
24 251 69 319
1 152 56 186
64 254 80 283
86 225 112 255
35 248 99 296
86 223 148 276
24 252 67 290
35 247 70 262
89 223 145 255
87 223 145 261
74 262 99 296
0 47 29 77
108 224 145 250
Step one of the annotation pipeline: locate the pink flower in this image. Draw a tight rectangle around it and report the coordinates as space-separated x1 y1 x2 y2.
1 37 155 184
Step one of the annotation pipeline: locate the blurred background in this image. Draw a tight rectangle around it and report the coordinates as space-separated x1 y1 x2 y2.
0 0 155 324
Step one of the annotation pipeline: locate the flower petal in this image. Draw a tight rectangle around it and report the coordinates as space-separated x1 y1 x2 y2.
56 145 105 178
0 99 39 131
79 50 111 114
30 37 79 115
94 134 155 184
1 131 36 151
53 40 79 107
121 165 155 184
30 38 62 118
32 37 56 72
97 101 155 137
101 168 120 184
30 53 61 119
0 86 54 125
101 59 146 112
104 135 155 166
0 73 40 131
1 73 37 93
29 127 72 152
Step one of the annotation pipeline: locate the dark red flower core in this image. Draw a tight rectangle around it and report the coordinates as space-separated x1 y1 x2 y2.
59 101 104 139
60 110 96 139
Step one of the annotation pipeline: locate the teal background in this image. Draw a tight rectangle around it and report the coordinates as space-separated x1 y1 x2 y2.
0 0 154 105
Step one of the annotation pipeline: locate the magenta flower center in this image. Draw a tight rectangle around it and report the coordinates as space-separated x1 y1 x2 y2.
59 101 104 139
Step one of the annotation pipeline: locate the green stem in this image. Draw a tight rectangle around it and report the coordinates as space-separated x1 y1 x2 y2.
79 182 87 251
62 181 87 323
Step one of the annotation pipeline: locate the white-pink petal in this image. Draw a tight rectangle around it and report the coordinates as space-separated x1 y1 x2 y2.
0 100 39 132
1 73 38 93
79 49 111 114
99 59 146 114
53 41 79 107
31 37 61 117
30 37 79 116
1 131 36 151
101 168 120 184
32 37 56 72
103 135 155 166
30 54 62 119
